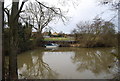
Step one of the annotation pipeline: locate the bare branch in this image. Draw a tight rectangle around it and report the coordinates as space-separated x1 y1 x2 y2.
35 0 66 22
24 0 66 34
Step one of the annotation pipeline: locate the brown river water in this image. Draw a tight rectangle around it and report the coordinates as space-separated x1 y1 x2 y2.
12 47 118 79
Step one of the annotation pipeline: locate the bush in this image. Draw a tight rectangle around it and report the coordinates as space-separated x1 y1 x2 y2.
72 18 117 47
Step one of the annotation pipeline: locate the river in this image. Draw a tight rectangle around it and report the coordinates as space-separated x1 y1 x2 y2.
16 47 118 79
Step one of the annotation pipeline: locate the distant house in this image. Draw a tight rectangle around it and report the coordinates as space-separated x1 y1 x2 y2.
49 32 59 37
52 32 59 36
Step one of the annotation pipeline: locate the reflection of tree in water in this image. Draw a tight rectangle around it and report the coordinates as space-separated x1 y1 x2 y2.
72 48 117 76
17 49 58 79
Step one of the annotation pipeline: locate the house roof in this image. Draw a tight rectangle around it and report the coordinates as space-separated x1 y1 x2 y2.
52 32 58 35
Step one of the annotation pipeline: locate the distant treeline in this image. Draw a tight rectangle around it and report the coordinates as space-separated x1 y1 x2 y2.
4 18 119 55
71 18 118 48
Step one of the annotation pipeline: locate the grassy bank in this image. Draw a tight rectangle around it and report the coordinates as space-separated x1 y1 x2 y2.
44 37 75 41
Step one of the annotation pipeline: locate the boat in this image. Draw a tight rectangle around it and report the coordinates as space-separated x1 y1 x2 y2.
45 43 59 48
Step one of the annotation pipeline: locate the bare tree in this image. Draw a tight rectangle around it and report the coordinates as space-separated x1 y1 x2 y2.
24 0 66 34
72 18 116 47
98 0 120 9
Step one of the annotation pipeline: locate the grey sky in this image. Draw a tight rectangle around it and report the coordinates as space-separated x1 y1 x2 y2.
4 0 117 33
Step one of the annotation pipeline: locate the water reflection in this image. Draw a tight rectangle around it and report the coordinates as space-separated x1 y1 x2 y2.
45 47 59 51
17 49 58 79
17 47 118 79
72 48 117 77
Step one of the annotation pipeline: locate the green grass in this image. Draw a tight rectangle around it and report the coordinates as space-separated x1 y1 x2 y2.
44 37 74 41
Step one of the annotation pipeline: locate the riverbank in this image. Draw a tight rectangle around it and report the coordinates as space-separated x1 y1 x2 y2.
42 40 117 48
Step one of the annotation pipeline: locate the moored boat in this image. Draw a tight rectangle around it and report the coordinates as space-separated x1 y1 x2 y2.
45 43 59 48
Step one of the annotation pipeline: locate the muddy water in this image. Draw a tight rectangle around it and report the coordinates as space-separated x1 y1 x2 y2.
17 47 118 79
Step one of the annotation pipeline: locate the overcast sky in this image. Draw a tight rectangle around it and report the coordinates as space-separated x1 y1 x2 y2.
4 0 117 34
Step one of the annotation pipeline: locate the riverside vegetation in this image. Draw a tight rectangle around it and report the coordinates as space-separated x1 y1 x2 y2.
72 18 118 48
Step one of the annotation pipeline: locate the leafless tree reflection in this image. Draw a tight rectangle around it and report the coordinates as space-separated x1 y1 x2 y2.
17 49 58 79
16 47 118 79
72 48 118 76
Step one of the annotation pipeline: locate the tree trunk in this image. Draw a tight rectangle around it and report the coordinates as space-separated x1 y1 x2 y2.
0 1 4 80
9 44 18 80
9 1 19 80
118 2 120 75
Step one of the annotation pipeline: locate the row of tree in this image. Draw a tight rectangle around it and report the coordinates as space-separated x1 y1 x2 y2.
72 18 117 47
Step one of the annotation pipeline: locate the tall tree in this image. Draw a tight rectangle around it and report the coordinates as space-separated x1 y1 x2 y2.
23 0 65 46
0 1 4 80
24 0 65 34
4 0 28 80
72 18 116 47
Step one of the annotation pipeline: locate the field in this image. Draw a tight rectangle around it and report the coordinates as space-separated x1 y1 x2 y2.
44 37 75 41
